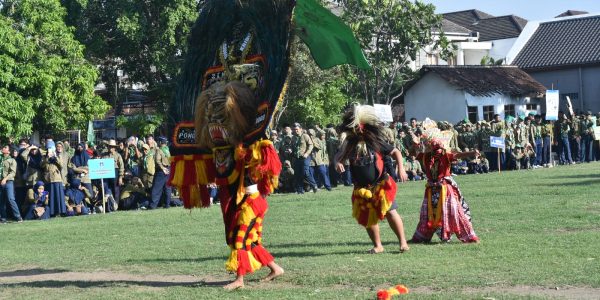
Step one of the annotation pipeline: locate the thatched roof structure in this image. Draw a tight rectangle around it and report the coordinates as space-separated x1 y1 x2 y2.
415 65 546 98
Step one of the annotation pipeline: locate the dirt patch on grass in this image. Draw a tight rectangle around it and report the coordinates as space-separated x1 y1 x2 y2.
0 268 230 290
462 285 600 299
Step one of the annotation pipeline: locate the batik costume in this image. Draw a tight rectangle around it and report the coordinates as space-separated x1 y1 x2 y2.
411 138 479 243
167 0 369 277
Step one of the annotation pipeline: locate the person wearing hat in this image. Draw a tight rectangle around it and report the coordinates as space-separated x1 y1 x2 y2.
291 123 317 194
581 111 595 162
0 144 23 223
150 136 172 209
107 139 125 201
42 144 67 217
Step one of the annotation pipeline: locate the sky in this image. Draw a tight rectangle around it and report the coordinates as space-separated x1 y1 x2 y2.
420 0 600 21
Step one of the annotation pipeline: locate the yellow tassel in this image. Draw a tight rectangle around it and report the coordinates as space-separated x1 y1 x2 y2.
247 251 263 271
225 250 238 272
171 160 185 186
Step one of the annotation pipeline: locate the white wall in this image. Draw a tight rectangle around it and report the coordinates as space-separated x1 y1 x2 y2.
405 73 467 123
489 38 517 62
465 93 541 120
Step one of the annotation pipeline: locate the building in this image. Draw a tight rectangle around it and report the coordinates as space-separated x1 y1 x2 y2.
403 66 546 123
413 10 527 69
507 12 600 113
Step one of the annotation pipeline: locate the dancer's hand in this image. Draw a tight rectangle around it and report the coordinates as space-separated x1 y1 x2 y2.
397 166 408 182
335 162 345 173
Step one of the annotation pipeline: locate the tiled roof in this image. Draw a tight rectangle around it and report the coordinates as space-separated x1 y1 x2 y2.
442 10 527 41
512 15 600 70
555 10 588 18
471 15 528 41
417 66 546 97
440 19 471 34
443 10 495 28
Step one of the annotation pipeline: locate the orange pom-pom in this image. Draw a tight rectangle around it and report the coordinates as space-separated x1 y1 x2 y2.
395 285 409 294
377 290 390 300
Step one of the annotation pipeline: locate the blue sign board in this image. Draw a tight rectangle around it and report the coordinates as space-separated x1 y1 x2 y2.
490 136 505 149
88 158 115 180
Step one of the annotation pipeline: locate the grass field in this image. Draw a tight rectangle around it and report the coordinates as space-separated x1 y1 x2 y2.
1 163 599 299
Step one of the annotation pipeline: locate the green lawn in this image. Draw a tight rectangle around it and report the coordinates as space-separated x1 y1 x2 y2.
1 163 599 299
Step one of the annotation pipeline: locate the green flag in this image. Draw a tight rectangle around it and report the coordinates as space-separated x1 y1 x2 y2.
294 0 370 70
87 120 95 143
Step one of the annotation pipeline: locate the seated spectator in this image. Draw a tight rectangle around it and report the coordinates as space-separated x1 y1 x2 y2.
65 178 91 216
451 159 469 175
120 177 151 210
23 181 50 220
208 183 219 205
403 155 423 181
277 160 295 193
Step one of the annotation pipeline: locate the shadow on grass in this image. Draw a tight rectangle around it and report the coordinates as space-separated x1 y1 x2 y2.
551 173 599 179
0 279 229 289
537 178 600 187
0 268 69 278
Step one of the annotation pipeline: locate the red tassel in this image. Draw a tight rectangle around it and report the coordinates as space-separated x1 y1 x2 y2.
251 245 274 266
236 250 252 276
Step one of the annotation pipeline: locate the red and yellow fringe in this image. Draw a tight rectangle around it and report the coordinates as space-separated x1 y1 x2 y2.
351 176 397 227
377 285 409 300
168 154 216 208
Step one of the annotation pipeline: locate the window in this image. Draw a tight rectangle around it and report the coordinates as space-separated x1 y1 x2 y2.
504 104 515 118
526 104 538 111
483 105 494 121
427 53 439 65
467 106 478 123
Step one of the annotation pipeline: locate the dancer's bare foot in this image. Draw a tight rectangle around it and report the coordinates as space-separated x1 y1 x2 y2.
262 266 284 282
400 244 410 253
223 278 244 290
367 247 384 254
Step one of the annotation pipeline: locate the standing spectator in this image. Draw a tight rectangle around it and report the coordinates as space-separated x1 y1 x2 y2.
532 115 544 167
556 114 573 165
292 123 317 194
541 118 554 167
69 143 95 207
325 126 340 188
0 145 23 223
270 130 280 153
278 126 294 164
313 131 331 191
21 144 43 187
150 137 172 209
56 142 71 186
140 144 155 189
581 111 595 162
42 142 67 217
124 136 142 177
338 132 353 186
11 146 26 213
23 181 50 220
569 112 582 163
106 139 125 200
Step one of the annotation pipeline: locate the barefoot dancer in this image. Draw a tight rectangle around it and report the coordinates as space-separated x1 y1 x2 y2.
409 125 480 243
334 104 410 253
167 0 370 289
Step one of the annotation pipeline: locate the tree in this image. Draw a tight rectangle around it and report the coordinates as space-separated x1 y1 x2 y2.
61 0 198 118
336 0 452 105
115 114 164 137
277 42 352 128
481 55 505 66
0 0 109 139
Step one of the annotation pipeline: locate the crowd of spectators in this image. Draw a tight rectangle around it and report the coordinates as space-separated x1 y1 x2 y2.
270 110 600 193
0 135 180 223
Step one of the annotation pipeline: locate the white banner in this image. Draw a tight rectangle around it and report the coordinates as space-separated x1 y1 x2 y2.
373 104 393 122
545 90 559 121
